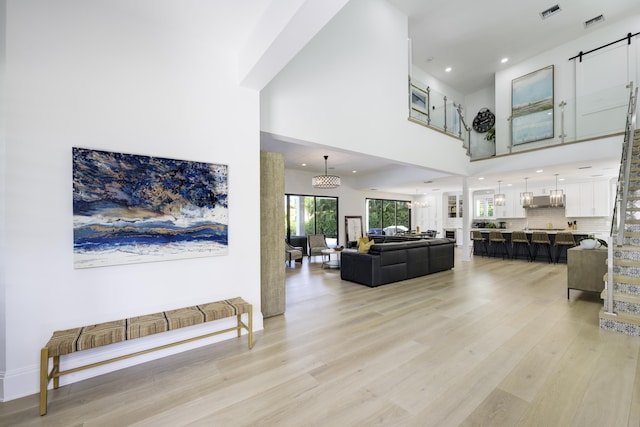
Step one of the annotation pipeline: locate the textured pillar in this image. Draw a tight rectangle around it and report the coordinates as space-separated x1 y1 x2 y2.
260 151 285 317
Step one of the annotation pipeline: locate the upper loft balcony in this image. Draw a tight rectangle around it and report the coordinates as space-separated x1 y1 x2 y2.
408 76 631 162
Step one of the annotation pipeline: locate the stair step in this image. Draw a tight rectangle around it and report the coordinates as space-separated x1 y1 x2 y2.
612 264 640 278
613 246 640 261
611 280 640 296
600 308 640 336
601 289 640 304
612 274 640 286
624 223 640 233
619 235 640 246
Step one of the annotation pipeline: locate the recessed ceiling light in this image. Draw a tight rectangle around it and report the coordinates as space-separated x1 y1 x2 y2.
352 170 357 174
507 183 513 186
301 163 307 166
540 4 561 20
501 58 509 63
445 67 452 72
536 169 543 173
559 178 565 181
478 177 485 180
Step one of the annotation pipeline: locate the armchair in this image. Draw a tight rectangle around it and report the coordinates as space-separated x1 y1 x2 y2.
285 241 303 267
307 234 329 261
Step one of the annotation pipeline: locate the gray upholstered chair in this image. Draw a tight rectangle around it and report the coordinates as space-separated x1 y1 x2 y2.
489 230 509 259
471 230 487 257
531 231 552 263
511 230 531 261
285 241 303 267
307 234 329 261
554 232 576 264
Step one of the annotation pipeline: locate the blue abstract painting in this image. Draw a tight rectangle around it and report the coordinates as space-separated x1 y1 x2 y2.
73 148 228 268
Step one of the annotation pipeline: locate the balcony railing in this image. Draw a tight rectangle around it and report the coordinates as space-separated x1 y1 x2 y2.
408 78 632 160
408 78 470 155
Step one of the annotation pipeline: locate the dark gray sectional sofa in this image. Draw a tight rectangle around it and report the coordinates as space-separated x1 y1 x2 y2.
340 238 455 287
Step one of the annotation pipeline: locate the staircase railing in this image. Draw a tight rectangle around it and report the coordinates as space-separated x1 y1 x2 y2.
608 82 638 315
455 103 471 156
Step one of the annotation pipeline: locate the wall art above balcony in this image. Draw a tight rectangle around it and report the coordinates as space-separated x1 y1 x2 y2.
512 65 554 145
72 147 228 268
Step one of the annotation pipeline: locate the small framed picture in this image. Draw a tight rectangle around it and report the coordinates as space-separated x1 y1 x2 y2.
410 84 427 113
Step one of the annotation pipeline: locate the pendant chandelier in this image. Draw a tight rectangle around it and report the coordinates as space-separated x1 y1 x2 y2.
494 180 505 206
550 174 564 207
520 177 533 206
312 155 341 189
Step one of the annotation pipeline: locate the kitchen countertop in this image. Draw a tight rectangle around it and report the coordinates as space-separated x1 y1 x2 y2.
471 228 599 235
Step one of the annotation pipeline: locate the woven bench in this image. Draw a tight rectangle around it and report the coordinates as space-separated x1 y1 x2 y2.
40 297 252 415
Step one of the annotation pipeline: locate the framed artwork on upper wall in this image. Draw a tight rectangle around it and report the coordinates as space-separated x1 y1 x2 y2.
72 147 228 268
410 84 428 123
511 65 554 145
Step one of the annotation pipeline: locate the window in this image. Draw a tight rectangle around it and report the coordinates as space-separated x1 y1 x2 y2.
366 198 411 235
285 194 338 246
475 195 494 218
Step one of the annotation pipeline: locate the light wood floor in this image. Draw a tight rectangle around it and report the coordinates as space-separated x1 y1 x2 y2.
3 249 640 426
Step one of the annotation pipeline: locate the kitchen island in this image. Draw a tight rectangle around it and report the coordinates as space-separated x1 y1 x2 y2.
471 229 591 263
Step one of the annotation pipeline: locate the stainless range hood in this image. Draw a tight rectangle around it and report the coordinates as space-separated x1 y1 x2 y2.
523 195 565 208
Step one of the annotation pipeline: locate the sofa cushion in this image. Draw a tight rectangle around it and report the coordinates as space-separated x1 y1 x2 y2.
406 245 429 278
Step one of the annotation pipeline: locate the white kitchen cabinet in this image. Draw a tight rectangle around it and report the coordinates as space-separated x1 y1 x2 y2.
446 194 463 218
565 181 610 217
592 180 611 216
495 189 525 218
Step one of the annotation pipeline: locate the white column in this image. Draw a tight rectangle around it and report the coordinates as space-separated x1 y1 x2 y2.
462 177 470 261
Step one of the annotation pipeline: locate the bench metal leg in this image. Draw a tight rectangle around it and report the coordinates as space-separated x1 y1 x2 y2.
40 348 48 416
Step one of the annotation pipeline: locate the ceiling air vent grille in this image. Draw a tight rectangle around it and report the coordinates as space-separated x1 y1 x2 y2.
585 14 605 28
540 4 561 20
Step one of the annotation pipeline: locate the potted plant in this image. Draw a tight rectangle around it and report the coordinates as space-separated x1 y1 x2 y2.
484 127 495 143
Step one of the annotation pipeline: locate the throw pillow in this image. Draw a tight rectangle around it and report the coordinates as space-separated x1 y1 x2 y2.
358 238 374 253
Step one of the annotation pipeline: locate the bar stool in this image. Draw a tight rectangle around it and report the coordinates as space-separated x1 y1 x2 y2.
510 230 531 261
554 232 576 264
531 231 552 263
489 230 509 259
471 230 487 257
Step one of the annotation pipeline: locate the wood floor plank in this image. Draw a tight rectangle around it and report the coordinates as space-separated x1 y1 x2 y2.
2 249 640 426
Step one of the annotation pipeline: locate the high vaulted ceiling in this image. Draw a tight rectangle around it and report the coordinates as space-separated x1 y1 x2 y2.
389 0 640 95
261 0 640 195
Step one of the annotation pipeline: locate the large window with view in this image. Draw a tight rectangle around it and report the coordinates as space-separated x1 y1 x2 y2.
366 198 411 235
285 194 339 247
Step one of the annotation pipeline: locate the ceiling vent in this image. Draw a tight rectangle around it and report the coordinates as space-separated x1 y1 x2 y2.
540 4 561 20
584 14 605 28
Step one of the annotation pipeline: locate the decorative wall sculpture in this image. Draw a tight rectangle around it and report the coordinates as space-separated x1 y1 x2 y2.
73 148 228 268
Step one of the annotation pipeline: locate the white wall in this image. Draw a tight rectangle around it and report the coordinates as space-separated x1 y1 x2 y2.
494 14 640 155
0 0 6 395
465 85 496 159
1 0 264 401
261 0 469 177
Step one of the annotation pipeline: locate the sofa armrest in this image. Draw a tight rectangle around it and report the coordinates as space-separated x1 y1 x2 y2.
340 251 381 287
